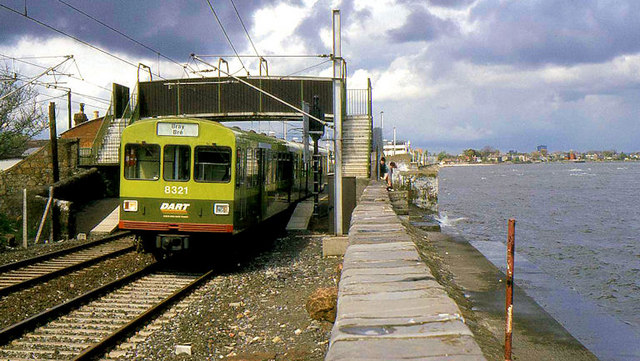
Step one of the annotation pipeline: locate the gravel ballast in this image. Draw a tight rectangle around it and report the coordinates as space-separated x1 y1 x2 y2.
121 232 341 361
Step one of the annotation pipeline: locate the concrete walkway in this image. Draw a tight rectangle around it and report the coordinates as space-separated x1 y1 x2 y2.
286 199 314 231
326 182 487 361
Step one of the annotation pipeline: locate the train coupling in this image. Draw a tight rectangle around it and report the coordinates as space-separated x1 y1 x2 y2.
156 234 190 251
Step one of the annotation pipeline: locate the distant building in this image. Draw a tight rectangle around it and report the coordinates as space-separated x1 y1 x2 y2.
383 139 410 156
537 145 548 154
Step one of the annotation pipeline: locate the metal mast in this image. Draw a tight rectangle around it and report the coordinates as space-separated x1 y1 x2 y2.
332 9 344 235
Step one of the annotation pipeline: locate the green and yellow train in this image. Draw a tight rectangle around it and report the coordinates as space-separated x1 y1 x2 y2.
118 117 327 256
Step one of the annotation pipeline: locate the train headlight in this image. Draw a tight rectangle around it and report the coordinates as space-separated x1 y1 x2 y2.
123 200 138 212
214 203 230 215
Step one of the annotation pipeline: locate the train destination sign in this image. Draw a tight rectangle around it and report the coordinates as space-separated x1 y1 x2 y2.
157 123 199 137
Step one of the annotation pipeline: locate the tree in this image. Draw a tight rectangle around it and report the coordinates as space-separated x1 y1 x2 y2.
437 151 448 161
463 148 479 160
0 67 47 159
479 145 498 158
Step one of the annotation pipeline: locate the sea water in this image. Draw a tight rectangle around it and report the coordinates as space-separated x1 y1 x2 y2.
438 162 640 361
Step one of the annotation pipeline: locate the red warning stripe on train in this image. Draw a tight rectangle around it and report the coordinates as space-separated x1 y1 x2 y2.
119 220 233 233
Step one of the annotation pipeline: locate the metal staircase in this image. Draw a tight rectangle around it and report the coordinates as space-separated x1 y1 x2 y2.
96 117 127 164
86 84 138 166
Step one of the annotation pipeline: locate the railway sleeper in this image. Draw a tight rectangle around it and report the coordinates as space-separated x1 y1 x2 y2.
0 348 76 357
101 294 167 302
88 300 156 307
71 309 149 317
10 340 93 351
38 323 120 335
23 334 103 343
56 316 129 324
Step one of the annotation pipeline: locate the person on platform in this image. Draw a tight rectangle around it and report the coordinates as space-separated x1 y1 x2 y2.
387 162 397 190
380 157 388 182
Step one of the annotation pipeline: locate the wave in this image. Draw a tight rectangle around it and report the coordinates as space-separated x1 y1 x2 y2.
435 212 467 227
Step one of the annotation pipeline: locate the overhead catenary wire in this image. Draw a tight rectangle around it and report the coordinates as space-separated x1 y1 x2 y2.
228 0 260 58
0 56 72 101
0 53 113 92
55 0 191 75
10 72 112 104
0 3 165 79
198 54 330 58
203 0 249 75
284 59 332 77
191 55 332 128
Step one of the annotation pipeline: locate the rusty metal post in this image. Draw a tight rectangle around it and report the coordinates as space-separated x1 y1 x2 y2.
505 219 516 361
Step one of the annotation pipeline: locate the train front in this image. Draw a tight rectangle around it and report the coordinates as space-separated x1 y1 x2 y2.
118 118 236 255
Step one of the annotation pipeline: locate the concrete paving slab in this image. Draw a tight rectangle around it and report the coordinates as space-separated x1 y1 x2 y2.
331 319 473 343
326 337 485 360
340 280 444 295
341 265 431 277
341 259 425 270
344 250 422 262
339 288 447 302
339 273 436 285
337 296 461 319
347 242 416 251
334 314 465 328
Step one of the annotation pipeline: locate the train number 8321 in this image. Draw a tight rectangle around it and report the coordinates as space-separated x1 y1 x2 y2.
164 186 189 195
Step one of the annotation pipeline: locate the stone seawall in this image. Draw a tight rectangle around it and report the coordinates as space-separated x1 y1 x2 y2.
325 181 486 360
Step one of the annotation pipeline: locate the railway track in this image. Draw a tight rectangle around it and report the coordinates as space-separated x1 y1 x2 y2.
0 233 134 297
0 263 213 360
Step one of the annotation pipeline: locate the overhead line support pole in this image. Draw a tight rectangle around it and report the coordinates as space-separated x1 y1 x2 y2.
67 90 72 130
333 9 343 235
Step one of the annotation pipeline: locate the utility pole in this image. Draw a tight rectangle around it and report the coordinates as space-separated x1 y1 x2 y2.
283 120 287 141
332 9 344 235
48 102 59 183
393 126 397 156
67 90 72 130
48 102 59 244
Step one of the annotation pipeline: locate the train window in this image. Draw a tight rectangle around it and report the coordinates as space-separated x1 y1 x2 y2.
163 145 190 181
195 146 231 183
124 144 161 180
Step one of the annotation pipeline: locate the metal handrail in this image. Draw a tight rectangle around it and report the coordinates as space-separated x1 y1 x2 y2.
89 102 114 163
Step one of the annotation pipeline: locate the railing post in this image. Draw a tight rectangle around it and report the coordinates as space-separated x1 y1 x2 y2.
22 188 27 248
505 219 516 361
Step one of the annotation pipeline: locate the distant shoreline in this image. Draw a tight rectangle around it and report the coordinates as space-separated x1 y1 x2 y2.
438 160 635 168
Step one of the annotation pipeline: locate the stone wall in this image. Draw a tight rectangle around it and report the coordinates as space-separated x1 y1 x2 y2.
0 138 79 209
0 139 80 242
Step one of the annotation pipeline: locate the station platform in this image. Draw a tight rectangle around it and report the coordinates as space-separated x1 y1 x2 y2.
326 182 486 361
286 199 315 231
89 205 119 238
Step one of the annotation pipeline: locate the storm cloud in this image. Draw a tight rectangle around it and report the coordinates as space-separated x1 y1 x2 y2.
1 0 640 152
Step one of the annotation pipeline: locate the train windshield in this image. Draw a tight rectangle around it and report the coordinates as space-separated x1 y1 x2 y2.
194 146 231 183
163 145 190 181
123 144 161 180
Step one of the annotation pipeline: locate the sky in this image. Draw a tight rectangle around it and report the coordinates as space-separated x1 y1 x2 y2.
1 0 640 154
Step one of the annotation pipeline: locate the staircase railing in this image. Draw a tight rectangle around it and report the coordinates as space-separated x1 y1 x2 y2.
85 82 140 165
87 103 114 165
